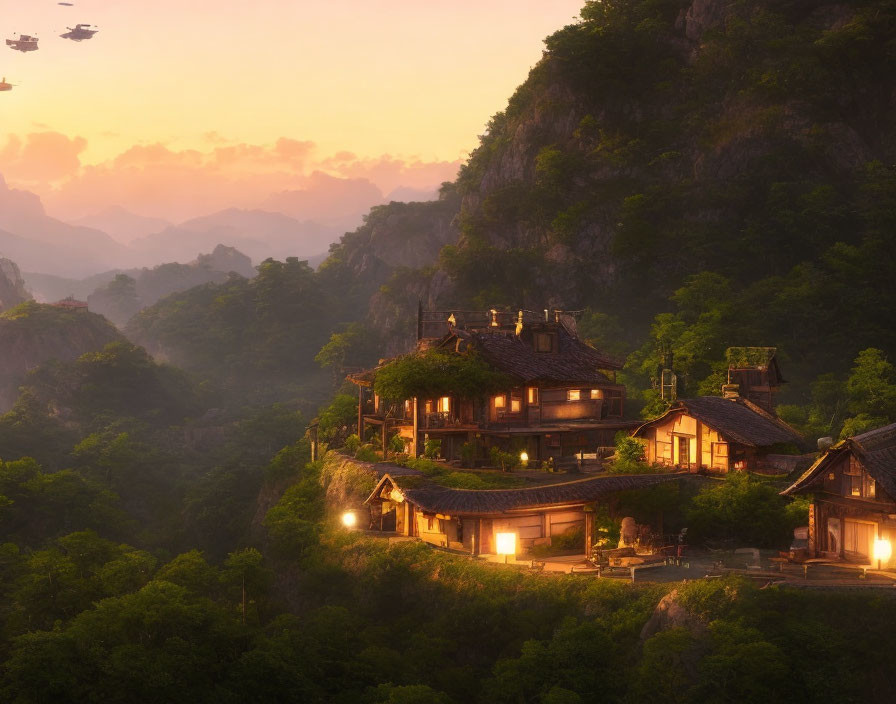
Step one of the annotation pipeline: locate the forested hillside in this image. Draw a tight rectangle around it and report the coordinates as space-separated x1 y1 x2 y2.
126 0 896 439
2 3 896 700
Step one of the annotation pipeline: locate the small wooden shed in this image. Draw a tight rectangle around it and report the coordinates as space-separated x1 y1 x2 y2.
632 396 803 473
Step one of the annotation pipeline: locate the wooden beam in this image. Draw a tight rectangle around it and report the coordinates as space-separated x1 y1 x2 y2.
357 385 364 440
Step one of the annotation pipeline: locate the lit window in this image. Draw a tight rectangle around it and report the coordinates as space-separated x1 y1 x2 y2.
424 400 433 414
528 387 539 404
438 396 451 413
494 395 506 409
828 472 835 481
567 389 581 401
590 389 603 399
511 399 521 413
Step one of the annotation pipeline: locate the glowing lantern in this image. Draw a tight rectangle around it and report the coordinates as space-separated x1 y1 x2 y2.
873 538 892 569
496 532 516 563
341 511 358 529
520 451 529 468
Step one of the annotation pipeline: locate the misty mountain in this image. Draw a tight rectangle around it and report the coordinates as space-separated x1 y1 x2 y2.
261 171 386 233
0 257 31 312
0 176 131 277
70 206 173 244
130 208 335 265
384 186 439 202
88 245 258 327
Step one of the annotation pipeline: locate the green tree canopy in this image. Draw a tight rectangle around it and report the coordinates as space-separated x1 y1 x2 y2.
373 350 510 401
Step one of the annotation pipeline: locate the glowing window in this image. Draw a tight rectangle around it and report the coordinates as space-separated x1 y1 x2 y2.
567 389 581 401
494 395 506 409
590 389 603 399
511 399 521 413
438 397 451 413
527 387 539 404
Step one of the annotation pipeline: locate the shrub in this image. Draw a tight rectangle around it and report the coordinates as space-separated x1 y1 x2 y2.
388 434 406 453
424 439 442 459
615 433 645 462
354 444 380 463
489 447 519 472
686 473 797 548
343 434 361 454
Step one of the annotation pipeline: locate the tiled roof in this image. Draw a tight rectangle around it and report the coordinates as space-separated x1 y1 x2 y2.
635 396 803 448
368 472 679 516
469 328 619 384
783 422 896 499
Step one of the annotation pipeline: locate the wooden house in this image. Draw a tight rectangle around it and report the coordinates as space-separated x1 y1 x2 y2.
365 472 678 555
632 396 803 473
782 423 896 567
724 347 786 413
349 309 636 465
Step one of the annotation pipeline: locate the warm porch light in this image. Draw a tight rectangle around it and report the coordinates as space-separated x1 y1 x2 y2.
341 511 358 529
873 538 892 569
520 451 529 468
496 532 516 563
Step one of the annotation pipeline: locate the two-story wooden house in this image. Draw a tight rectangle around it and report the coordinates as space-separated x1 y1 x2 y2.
782 423 896 567
349 309 637 465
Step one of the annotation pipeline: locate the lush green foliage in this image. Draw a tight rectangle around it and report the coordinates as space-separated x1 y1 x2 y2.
374 349 510 402
687 473 809 547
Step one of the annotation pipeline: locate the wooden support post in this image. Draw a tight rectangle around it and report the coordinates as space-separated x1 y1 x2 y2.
471 519 479 556
381 422 388 460
584 508 593 555
412 397 419 457
357 385 364 439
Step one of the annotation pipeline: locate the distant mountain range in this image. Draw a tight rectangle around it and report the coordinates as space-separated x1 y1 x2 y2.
129 208 336 265
0 173 439 279
0 177 130 278
70 206 173 244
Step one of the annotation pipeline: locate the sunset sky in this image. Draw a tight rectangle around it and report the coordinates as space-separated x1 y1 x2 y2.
1 0 584 220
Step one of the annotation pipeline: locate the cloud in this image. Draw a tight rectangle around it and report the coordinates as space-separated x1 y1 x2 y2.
0 131 461 223
0 131 87 183
317 153 462 193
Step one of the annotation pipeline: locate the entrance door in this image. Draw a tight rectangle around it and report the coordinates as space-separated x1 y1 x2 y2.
672 435 691 467
826 517 840 555
843 520 876 561
382 507 396 532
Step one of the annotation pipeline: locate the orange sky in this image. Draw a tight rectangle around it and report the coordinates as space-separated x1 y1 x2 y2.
0 1 584 219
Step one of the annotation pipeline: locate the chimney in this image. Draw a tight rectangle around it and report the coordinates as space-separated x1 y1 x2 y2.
721 383 740 399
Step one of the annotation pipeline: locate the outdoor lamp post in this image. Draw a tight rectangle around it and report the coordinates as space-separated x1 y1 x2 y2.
873 538 891 570
496 532 516 564
341 510 358 530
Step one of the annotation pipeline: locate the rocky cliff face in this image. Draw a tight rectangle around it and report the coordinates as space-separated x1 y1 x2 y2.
326 0 896 337
0 258 31 312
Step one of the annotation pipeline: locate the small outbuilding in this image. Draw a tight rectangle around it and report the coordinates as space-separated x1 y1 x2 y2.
365 472 679 556
632 396 803 473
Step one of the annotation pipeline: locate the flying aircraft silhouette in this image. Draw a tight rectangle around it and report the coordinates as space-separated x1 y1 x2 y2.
61 24 98 42
6 35 39 52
